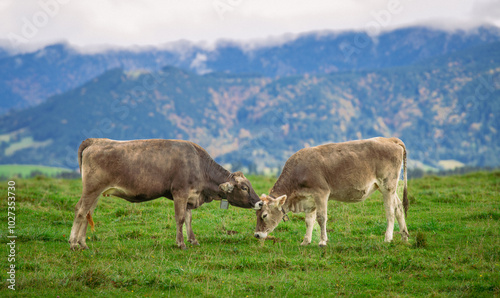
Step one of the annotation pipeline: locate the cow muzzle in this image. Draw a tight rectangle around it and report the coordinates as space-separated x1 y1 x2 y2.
254 232 267 239
253 201 263 210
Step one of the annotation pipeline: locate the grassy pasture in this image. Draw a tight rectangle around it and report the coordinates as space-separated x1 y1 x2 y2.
0 172 499 296
0 164 72 179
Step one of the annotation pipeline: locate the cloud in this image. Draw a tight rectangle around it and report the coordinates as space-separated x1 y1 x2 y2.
472 0 500 26
1 0 499 53
189 53 211 74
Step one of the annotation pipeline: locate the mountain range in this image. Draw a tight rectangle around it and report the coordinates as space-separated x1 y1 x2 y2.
0 26 499 172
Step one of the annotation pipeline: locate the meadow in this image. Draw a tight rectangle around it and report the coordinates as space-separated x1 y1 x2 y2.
0 172 498 296
0 164 72 180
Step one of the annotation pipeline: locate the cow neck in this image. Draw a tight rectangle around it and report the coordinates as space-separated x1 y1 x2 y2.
203 158 232 200
269 165 293 203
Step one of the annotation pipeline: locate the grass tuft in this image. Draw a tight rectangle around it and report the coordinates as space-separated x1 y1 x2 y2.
70 268 110 289
414 231 427 248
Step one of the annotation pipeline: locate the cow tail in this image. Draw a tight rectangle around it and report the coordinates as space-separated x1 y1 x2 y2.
402 144 408 218
86 212 95 232
78 138 94 174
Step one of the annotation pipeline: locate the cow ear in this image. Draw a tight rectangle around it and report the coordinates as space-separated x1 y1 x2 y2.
219 182 234 193
276 195 287 207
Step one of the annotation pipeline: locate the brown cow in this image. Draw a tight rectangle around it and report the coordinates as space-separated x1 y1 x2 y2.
254 137 409 246
69 138 262 250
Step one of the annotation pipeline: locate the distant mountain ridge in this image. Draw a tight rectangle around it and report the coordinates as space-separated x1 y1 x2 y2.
1 25 500 114
0 33 499 171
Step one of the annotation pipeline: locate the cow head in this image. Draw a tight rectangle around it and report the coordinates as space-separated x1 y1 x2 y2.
254 194 287 239
219 171 263 210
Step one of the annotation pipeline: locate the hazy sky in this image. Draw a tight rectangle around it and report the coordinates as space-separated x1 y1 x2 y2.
1 0 499 51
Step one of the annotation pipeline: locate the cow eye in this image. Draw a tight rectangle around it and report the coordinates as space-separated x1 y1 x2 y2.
262 213 268 219
241 186 249 192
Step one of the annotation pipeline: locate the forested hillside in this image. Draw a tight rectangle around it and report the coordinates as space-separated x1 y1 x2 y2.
0 36 498 171
1 26 499 113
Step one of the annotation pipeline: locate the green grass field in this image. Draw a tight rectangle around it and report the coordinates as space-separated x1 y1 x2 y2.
0 172 499 296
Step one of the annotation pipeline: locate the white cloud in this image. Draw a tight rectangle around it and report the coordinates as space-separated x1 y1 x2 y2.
472 0 500 26
190 53 211 74
0 0 499 52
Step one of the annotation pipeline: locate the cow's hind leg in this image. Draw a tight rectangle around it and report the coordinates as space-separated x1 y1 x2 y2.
301 210 316 246
69 189 101 250
381 187 408 242
185 209 199 246
382 190 395 242
394 193 409 241
69 199 84 250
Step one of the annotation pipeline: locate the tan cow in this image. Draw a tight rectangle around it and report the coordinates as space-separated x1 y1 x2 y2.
254 137 409 246
69 138 263 250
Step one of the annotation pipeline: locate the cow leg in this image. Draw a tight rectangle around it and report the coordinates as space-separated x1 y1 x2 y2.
382 185 410 242
301 210 316 246
382 190 396 242
173 196 188 249
394 193 409 241
69 199 84 250
69 189 101 250
185 209 199 246
315 193 329 247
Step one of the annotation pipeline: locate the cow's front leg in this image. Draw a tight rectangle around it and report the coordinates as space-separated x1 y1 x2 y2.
316 198 328 247
317 213 328 247
301 210 316 246
185 209 199 246
173 198 188 249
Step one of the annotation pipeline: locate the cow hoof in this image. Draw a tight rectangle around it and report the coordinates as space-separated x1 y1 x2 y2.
69 238 78 250
190 241 200 246
78 241 89 250
178 244 187 250
300 241 311 246
318 241 327 247
70 243 88 250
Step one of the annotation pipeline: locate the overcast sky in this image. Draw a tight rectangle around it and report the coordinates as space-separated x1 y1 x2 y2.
1 0 499 52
